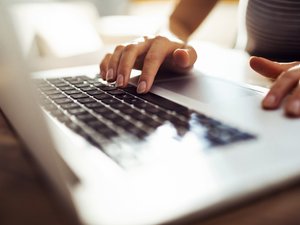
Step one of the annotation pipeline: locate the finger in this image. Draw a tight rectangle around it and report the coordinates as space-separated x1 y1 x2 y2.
262 66 300 109
174 47 197 66
169 47 197 72
106 45 125 82
250 56 300 79
116 41 152 87
137 36 182 93
284 85 300 117
99 53 112 80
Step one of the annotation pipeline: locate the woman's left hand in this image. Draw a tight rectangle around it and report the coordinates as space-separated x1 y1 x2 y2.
249 56 300 117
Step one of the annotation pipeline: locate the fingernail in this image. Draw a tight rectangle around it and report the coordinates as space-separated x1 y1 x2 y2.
288 101 300 115
263 95 276 108
137 81 147 94
106 68 114 81
116 74 124 87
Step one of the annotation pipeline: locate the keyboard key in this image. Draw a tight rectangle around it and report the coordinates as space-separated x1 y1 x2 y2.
68 80 84 85
67 108 87 115
101 111 122 121
70 93 88 99
93 93 112 100
47 78 63 84
60 86 76 91
127 126 148 139
144 105 161 115
114 94 135 100
80 86 97 92
123 98 145 106
121 107 136 116
98 86 117 91
93 107 113 115
114 117 134 128
106 89 124 95
53 98 73 104
74 83 90 88
110 103 130 110
76 113 98 123
129 111 150 121
61 102 80 109
77 98 96 104
133 101 148 109
157 111 175 121
65 121 81 132
85 102 105 109
143 118 162 129
54 82 69 88
65 90 81 95
86 90 103 96
100 127 118 139
49 93 66 100
101 98 122 105
88 120 109 131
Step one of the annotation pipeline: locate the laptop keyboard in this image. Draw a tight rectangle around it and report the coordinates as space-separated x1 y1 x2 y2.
36 75 255 168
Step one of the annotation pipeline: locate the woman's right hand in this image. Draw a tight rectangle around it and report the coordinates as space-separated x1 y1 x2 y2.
99 35 197 94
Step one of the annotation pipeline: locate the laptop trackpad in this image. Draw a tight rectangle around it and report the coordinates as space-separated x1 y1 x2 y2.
154 72 262 104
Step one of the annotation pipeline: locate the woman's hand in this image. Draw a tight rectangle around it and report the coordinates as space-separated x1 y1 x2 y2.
99 36 197 93
250 56 300 117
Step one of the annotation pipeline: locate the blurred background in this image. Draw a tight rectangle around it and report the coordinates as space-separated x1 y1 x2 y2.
6 0 239 71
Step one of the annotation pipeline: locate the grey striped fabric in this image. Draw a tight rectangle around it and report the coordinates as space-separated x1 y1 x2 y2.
245 0 300 61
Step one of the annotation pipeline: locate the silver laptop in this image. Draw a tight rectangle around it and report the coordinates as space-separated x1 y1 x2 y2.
1 3 300 225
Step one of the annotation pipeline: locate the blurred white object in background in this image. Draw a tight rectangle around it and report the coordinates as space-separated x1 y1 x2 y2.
97 15 166 45
10 1 102 58
82 0 129 16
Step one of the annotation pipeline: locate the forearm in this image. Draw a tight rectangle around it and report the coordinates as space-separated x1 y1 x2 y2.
169 0 219 41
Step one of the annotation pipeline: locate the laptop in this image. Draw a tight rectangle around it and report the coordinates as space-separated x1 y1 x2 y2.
1 3 300 225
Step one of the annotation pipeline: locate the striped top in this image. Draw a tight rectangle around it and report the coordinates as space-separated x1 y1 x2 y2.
244 0 300 61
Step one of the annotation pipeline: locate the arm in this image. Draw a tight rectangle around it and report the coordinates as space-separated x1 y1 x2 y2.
169 0 218 41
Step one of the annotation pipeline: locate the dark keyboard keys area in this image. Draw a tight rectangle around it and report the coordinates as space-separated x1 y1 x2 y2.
35 75 256 168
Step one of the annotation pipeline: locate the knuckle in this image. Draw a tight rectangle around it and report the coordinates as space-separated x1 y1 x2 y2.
114 45 124 52
280 72 298 82
104 53 112 60
123 44 137 53
154 35 168 43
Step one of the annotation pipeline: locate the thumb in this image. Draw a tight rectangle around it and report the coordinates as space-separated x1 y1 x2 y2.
172 47 197 71
249 56 299 79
